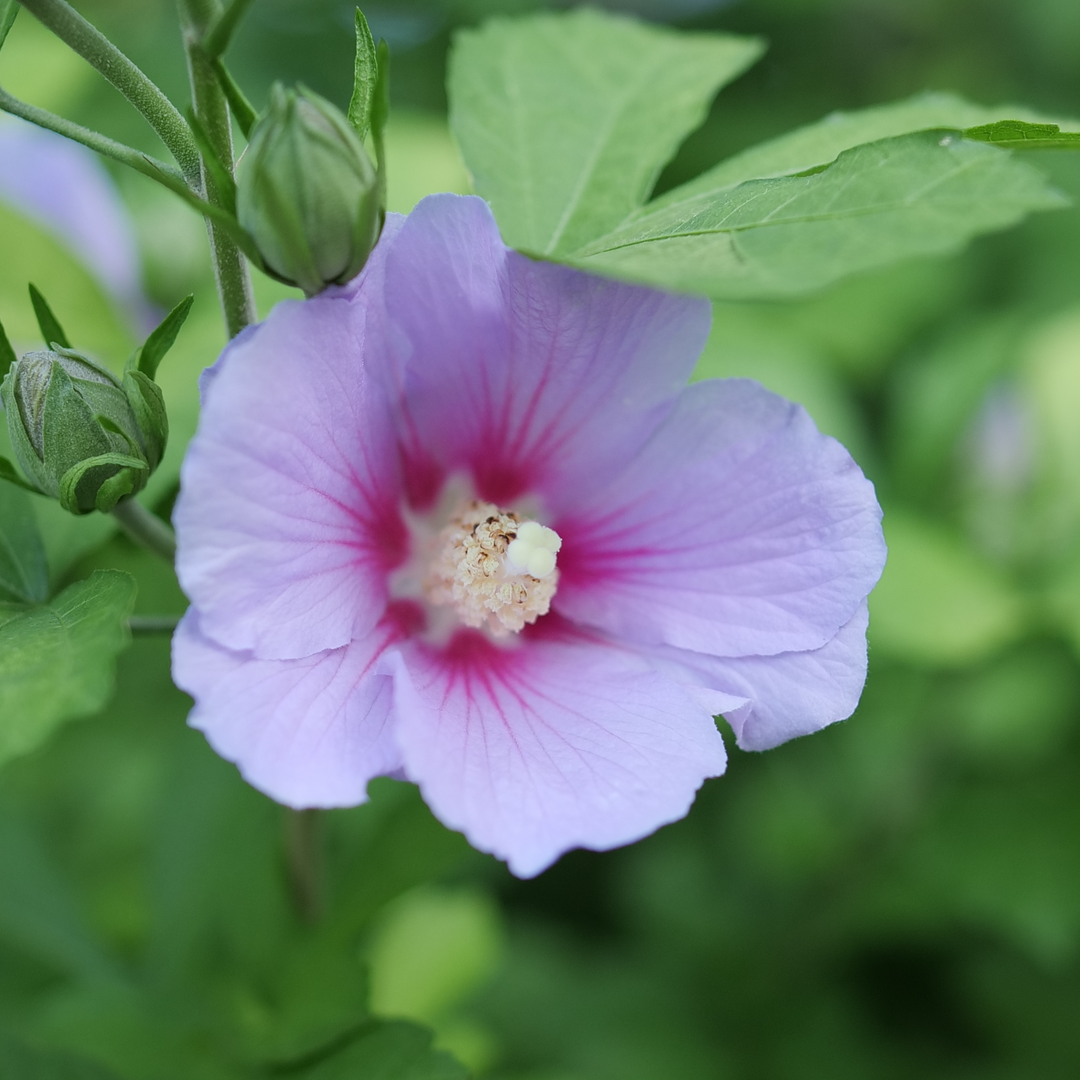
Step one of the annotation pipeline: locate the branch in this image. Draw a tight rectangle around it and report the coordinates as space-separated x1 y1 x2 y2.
178 0 257 337
0 87 190 189
15 0 201 184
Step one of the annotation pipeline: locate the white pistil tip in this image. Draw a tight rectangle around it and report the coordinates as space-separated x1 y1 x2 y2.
506 522 562 579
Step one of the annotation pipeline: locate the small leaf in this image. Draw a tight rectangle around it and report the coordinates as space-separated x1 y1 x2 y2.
0 312 16 381
449 8 764 257
290 1020 468 1080
28 282 71 349
572 131 1066 300
137 295 194 379
0 0 17 53
0 569 136 769
348 8 379 142
964 119 1080 151
214 59 257 139
124 369 168 469
0 479 48 603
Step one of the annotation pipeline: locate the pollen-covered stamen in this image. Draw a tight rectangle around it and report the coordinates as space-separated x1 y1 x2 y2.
426 501 562 635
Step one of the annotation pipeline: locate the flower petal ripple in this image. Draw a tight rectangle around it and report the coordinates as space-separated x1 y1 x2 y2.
173 195 886 877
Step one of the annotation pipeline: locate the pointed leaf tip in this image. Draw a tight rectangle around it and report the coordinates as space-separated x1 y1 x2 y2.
348 8 379 142
0 316 16 382
138 295 194 379
28 284 71 350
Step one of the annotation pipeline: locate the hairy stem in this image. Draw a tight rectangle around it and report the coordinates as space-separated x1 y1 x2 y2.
177 0 255 338
16 0 201 184
0 88 188 185
112 497 177 564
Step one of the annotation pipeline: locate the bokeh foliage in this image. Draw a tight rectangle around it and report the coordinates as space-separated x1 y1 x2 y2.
2 0 1080 1077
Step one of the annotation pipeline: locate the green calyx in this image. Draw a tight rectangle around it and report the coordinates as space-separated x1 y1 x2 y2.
0 348 164 515
237 82 382 296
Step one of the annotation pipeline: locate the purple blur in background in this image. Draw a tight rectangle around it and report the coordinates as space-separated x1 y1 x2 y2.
0 119 147 325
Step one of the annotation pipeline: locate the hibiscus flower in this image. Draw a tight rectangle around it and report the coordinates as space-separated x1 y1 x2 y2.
172 195 885 877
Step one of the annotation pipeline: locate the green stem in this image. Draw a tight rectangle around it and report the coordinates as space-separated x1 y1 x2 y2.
111 497 176 563
129 614 182 635
0 87 262 259
203 0 255 60
177 0 255 338
285 809 322 924
16 0 201 184
0 87 187 187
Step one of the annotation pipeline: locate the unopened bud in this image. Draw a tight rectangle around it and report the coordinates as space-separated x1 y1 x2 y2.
1 348 166 514
237 83 381 296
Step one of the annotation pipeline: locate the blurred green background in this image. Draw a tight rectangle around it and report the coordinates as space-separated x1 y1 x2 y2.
3 1 1080 1077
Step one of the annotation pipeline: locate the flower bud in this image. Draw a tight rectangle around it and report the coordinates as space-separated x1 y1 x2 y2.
0 348 165 514
237 83 381 296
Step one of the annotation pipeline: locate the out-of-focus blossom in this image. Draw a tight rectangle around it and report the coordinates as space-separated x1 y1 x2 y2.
0 119 146 324
172 195 885 877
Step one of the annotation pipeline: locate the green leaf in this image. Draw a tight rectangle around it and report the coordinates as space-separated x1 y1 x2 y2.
136 294 193 379
571 131 1066 300
449 8 764 257
0 311 16 381
292 1020 468 1080
654 91 1080 203
964 119 1080 151
213 58 256 138
869 511 1026 667
29 282 71 349
0 0 17 53
124 369 168 468
0 569 136 768
348 8 379 142
0 1037 123 1079
0 479 48 603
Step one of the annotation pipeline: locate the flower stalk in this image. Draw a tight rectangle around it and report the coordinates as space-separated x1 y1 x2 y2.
177 0 255 339
112 497 177 564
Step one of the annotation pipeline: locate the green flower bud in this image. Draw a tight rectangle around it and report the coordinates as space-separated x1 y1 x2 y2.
0 348 166 515
237 83 382 296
